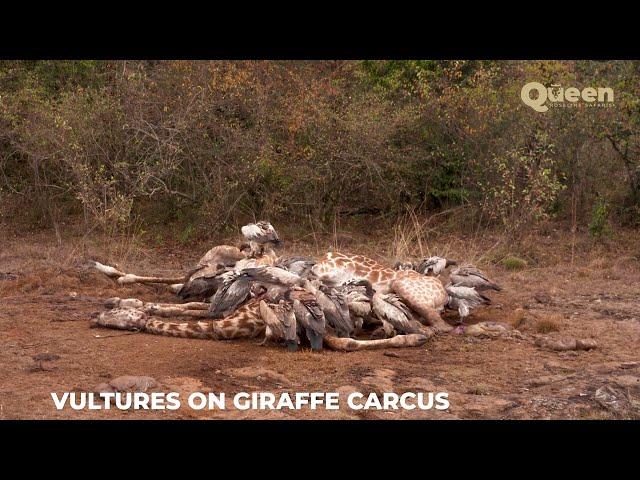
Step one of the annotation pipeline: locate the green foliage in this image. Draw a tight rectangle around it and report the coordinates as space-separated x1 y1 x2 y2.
0 60 638 236
0 60 104 96
178 223 196 244
501 257 528 270
589 198 611 238
478 132 566 233
359 60 442 94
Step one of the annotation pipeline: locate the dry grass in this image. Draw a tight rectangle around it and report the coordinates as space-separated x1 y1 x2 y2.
466 384 492 395
386 206 508 268
506 308 529 329
4 217 640 278
501 257 528 270
534 315 563 334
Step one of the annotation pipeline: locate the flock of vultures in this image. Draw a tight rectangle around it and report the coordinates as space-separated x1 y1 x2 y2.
92 221 510 352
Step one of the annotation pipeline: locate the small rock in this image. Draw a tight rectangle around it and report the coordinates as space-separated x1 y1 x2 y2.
95 382 116 394
32 353 61 362
527 374 573 388
620 362 639 370
383 352 400 358
594 385 630 413
576 339 598 350
544 361 575 373
225 367 291 386
108 375 158 392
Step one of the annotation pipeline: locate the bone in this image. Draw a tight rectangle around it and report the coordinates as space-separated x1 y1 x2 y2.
105 297 209 310
92 261 125 278
534 336 597 351
116 273 186 285
323 333 430 351
92 261 186 287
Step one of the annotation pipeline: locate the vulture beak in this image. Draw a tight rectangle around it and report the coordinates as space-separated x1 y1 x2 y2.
273 239 284 248
445 259 458 267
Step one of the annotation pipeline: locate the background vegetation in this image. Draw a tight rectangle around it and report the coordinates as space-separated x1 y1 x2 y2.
0 60 638 248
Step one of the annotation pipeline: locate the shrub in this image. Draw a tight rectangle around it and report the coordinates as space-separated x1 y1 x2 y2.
589 198 611 238
478 132 566 234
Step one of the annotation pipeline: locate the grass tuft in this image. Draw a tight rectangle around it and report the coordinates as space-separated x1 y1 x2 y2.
535 316 561 333
501 256 528 270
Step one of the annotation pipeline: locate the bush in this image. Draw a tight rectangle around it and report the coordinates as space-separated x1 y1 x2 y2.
0 60 638 237
589 198 611 238
478 132 565 234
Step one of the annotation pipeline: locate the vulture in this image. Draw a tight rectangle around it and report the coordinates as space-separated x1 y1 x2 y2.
371 292 425 335
259 300 299 351
239 266 304 287
416 256 457 276
208 271 252 319
196 244 250 269
337 279 374 331
393 261 416 271
238 266 307 300
444 284 491 322
241 221 282 255
316 285 354 338
275 256 316 278
290 289 326 351
178 244 251 300
450 265 502 292
177 264 227 301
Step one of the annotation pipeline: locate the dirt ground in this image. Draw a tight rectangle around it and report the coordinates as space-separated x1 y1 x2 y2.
1 228 639 420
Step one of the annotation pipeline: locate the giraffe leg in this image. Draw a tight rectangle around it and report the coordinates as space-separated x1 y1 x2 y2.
323 333 429 351
92 261 186 286
117 273 187 285
419 308 453 334
105 297 210 310
391 276 453 333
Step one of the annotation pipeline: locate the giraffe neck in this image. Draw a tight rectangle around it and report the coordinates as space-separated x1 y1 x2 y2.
94 301 265 340
313 251 411 292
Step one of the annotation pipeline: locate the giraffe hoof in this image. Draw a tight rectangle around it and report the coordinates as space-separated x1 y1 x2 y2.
117 274 138 285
